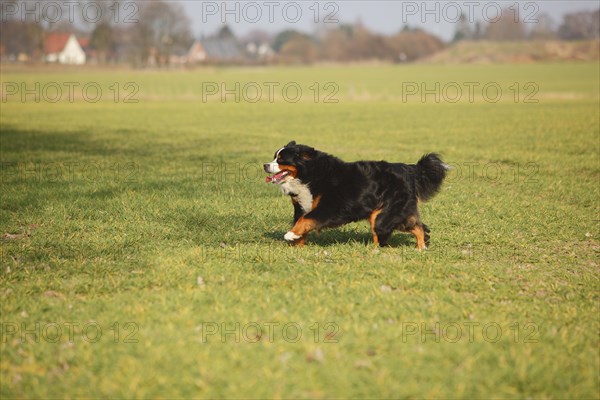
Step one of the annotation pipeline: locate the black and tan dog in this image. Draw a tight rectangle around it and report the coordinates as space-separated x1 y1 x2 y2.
264 141 448 249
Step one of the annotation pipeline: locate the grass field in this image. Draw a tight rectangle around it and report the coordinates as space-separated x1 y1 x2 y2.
1 63 599 398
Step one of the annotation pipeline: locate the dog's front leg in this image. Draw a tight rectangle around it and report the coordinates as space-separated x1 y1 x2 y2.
288 198 307 246
284 196 324 245
291 197 304 224
284 215 319 243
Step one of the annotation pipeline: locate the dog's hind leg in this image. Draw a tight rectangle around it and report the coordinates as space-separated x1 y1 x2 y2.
396 201 429 250
422 223 430 247
410 223 428 250
369 209 383 246
402 215 428 250
373 209 398 247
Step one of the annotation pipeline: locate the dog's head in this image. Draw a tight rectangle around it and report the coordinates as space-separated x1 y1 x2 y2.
263 140 317 184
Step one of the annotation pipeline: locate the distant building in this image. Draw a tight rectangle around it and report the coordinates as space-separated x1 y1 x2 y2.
187 41 207 63
188 26 246 63
44 33 86 65
246 42 275 60
169 47 190 66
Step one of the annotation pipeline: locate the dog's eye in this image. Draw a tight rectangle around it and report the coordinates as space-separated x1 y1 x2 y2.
277 155 282 161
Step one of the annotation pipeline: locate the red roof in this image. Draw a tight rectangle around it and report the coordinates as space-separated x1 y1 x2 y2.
44 33 71 54
78 38 89 49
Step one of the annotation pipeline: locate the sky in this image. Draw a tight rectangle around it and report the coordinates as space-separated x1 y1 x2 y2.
180 0 599 41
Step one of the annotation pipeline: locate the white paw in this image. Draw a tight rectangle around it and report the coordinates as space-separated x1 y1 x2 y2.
284 231 301 241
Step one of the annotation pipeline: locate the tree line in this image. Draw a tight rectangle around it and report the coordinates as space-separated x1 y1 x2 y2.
1 0 598 66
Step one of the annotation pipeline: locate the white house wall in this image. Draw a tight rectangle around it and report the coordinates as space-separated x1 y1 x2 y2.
58 35 86 65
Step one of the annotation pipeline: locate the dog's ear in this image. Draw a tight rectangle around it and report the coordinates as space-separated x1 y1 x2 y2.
286 140 296 147
300 147 315 160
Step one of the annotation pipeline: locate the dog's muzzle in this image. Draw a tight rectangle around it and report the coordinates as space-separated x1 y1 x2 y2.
263 162 280 174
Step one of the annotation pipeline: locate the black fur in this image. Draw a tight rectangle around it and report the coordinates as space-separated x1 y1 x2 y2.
415 153 447 202
265 141 447 247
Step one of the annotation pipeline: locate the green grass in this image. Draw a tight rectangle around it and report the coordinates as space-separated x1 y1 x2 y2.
1 63 599 399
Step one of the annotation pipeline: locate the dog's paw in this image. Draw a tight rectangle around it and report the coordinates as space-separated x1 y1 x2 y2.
284 231 301 241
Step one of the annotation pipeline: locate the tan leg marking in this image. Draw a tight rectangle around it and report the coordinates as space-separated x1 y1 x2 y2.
291 235 306 247
410 225 427 250
369 208 382 245
286 195 319 244
291 217 318 237
286 196 321 245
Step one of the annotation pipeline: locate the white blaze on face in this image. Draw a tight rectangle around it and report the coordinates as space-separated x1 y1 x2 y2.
264 147 284 174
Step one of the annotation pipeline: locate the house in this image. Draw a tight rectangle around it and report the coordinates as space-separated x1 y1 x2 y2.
169 47 190 66
187 41 207 63
246 42 275 60
188 26 246 63
44 33 86 65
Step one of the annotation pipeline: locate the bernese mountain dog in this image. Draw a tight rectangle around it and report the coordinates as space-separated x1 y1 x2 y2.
264 141 448 249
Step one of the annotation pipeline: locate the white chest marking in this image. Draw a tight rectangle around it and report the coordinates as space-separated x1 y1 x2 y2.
280 179 313 213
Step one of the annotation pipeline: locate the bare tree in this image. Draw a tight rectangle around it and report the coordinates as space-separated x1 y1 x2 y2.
319 26 352 61
131 0 192 67
89 21 114 63
0 0 44 61
558 9 600 40
273 30 309 53
529 12 556 40
81 0 124 63
485 8 527 41
279 35 318 64
386 28 445 62
453 14 473 42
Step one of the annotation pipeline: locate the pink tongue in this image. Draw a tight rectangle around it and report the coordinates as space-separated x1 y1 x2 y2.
265 171 286 183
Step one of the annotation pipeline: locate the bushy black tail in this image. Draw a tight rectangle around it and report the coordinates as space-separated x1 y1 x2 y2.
415 153 448 202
